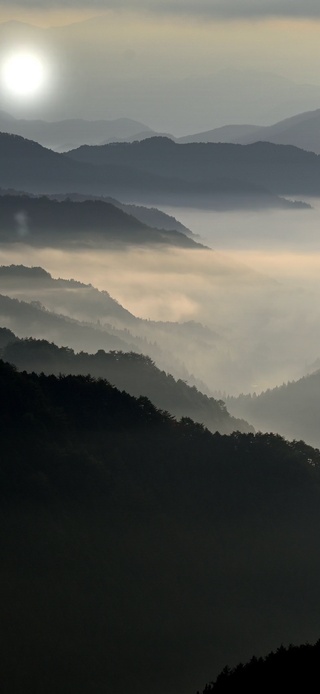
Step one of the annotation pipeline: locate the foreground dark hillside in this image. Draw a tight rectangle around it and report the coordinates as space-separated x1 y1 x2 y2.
0 331 252 434
200 641 320 692
2 361 320 694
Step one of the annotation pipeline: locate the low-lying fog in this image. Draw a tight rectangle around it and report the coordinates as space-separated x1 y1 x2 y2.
1 199 320 396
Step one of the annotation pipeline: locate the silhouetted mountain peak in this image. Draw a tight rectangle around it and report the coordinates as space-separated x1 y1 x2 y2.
0 131 56 156
0 265 51 279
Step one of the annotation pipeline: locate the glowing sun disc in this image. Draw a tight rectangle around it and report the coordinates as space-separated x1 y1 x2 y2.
2 53 46 97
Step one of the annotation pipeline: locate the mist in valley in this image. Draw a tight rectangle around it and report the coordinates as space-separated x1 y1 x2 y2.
1 201 320 401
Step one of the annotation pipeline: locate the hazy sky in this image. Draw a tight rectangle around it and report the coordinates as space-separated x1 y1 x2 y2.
3 1 320 19
1 2 320 131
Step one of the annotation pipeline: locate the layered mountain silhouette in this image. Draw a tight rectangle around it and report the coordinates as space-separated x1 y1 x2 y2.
0 132 199 204
226 368 320 448
178 124 262 145
0 290 203 386
0 265 221 388
0 110 156 151
0 264 273 395
67 136 318 199
1 263 308 397
0 292 138 354
0 328 252 435
4 101 320 156
180 108 320 156
0 132 308 208
0 192 202 248
27 191 196 238
0 264 138 327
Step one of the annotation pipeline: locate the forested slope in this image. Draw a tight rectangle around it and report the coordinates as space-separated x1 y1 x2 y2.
0 331 252 434
226 369 320 447
2 361 320 694
200 641 320 692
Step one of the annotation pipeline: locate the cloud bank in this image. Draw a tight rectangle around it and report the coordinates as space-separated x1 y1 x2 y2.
2 0 320 20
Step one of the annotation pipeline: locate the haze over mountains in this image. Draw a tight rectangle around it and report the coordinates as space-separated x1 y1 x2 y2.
4 102 320 161
179 108 320 155
2 17 320 133
0 264 224 389
0 109 157 151
0 262 314 398
0 131 313 210
0 267 192 378
4 104 320 160
226 368 320 449
0 327 252 436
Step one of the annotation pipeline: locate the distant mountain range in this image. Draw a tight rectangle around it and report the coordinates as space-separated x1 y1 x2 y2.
0 132 310 208
165 69 320 135
3 103 320 156
0 110 158 152
67 136 320 198
179 107 320 155
226 369 320 448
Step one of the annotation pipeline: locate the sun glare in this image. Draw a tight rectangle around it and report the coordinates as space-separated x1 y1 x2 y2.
1 52 46 99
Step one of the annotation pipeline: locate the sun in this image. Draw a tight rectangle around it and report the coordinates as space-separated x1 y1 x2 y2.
1 52 46 98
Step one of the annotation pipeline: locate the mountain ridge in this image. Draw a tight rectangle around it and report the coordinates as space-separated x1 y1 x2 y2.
0 192 203 248
0 328 252 436
0 109 155 151
0 131 309 208
226 368 320 448
179 107 320 155
66 136 320 197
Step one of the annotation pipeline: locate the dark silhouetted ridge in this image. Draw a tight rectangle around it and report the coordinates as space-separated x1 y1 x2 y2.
0 192 203 248
200 640 320 692
0 330 252 435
